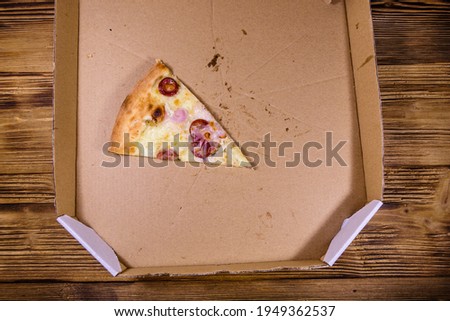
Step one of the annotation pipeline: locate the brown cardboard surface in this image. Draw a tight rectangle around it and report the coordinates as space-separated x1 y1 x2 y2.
74 0 368 268
119 260 326 278
345 0 384 201
54 0 383 273
53 0 78 217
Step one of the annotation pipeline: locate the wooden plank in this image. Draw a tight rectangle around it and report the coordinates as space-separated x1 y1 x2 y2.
383 167 449 204
382 98 450 131
379 64 450 166
0 72 54 202
0 174 54 203
0 13 54 72
0 84 53 176
372 1 450 65
0 277 449 300
0 72 53 109
379 64 450 101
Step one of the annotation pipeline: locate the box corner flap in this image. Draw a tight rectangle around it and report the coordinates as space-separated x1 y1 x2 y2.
322 200 383 266
57 215 123 276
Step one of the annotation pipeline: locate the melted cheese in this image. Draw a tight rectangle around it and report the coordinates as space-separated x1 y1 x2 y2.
137 76 251 167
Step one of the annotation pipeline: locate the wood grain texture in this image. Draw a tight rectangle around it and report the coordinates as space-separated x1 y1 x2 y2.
0 1 54 203
0 2 54 73
1 277 449 300
0 0 449 300
372 1 450 65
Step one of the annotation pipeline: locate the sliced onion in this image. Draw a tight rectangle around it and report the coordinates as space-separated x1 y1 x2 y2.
191 140 219 159
189 119 222 159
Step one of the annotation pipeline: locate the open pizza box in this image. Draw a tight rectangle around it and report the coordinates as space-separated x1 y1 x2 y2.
54 0 384 277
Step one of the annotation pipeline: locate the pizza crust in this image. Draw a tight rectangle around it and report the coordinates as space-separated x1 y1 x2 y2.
108 60 170 155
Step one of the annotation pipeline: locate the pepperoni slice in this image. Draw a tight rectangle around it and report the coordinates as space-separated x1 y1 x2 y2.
158 77 179 96
156 149 179 160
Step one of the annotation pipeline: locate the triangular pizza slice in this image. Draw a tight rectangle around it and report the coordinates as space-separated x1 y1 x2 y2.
109 59 251 168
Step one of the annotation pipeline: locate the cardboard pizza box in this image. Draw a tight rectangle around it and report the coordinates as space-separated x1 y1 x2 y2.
54 0 384 277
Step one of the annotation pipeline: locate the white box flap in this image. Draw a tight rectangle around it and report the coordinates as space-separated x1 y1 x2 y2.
323 200 383 266
57 215 123 276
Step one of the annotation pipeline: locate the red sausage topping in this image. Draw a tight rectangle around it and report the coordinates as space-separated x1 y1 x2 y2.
189 119 221 159
189 119 210 141
158 77 179 96
191 140 219 159
156 149 179 160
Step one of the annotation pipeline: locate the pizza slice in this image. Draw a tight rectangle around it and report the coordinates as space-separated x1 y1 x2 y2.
109 59 251 168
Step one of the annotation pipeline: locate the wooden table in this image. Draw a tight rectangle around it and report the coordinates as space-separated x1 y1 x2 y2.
0 0 449 300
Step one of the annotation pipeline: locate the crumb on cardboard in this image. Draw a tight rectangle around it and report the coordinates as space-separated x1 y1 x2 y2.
207 53 223 69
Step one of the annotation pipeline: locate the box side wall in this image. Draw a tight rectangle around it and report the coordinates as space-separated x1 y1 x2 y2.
53 0 79 216
119 260 326 277
345 0 384 200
